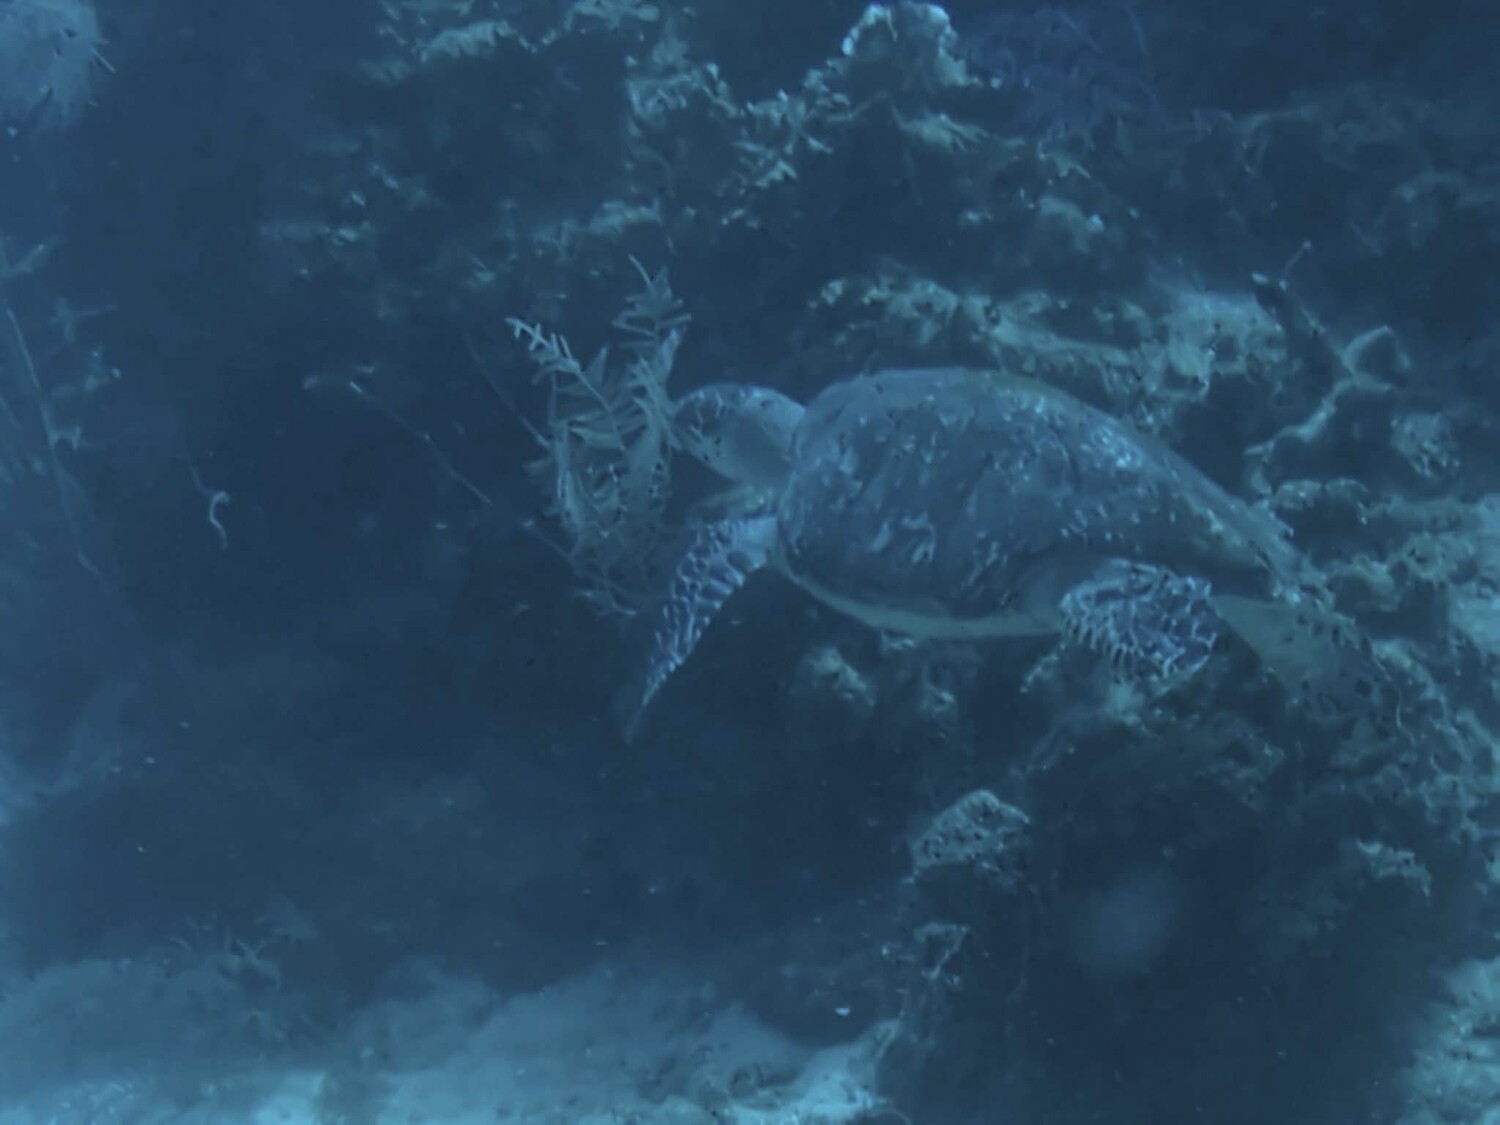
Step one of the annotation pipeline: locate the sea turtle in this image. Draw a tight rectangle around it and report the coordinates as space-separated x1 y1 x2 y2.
626 366 1375 734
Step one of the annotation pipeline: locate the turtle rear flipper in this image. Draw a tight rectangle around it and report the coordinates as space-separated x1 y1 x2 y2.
1058 560 1220 681
620 514 779 740
1211 593 1397 726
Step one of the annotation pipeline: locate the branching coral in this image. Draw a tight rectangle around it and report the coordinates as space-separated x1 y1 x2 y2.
509 261 687 616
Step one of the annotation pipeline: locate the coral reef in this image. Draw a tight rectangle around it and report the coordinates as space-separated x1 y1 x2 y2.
5 0 1500 1120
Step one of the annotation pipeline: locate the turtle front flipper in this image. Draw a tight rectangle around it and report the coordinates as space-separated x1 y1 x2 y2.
1058 560 1221 681
621 514 779 740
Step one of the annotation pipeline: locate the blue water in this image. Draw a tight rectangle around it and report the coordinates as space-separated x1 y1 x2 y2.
0 0 1497 1121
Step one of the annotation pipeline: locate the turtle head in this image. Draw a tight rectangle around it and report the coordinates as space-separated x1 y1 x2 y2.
672 384 804 492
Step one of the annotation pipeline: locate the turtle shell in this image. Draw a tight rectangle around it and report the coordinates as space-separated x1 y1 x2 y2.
774 368 1296 637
